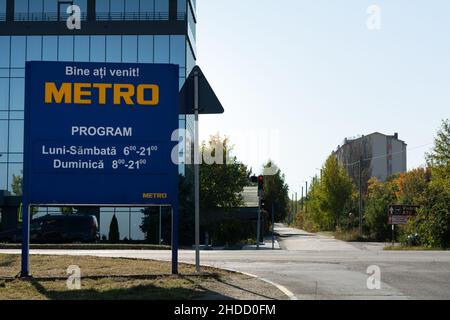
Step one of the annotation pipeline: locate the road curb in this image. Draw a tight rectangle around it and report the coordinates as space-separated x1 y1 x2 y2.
201 263 298 301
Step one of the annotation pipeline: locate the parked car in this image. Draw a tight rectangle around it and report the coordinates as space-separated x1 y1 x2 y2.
0 214 99 243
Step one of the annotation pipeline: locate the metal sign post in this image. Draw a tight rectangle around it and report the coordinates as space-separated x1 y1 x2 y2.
194 70 200 272
20 203 31 278
272 202 275 250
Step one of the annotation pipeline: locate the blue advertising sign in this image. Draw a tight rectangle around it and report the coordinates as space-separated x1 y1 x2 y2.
23 61 179 206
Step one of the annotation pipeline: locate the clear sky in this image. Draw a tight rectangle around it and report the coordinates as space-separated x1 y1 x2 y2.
196 0 450 196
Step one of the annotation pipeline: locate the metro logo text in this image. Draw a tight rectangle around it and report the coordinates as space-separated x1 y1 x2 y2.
44 82 160 106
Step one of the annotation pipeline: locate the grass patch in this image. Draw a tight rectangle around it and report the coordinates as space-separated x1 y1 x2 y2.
0 254 286 300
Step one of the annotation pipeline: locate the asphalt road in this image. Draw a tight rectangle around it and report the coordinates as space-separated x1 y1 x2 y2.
2 224 450 300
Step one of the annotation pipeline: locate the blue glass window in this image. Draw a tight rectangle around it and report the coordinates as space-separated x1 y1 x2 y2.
0 121 7 152
106 35 121 62
42 36 58 60
0 0 6 21
139 0 154 19
170 36 185 68
154 36 169 63
0 79 8 111
110 0 124 20
10 37 26 68
96 0 109 20
58 36 74 61
138 35 153 63
8 163 23 187
9 121 24 152
43 0 57 20
177 0 186 17
122 36 137 63
29 0 43 20
0 163 7 190
26 36 42 61
90 36 106 62
14 0 28 20
74 36 90 62
125 0 139 20
0 37 10 68
9 78 24 110
155 0 168 14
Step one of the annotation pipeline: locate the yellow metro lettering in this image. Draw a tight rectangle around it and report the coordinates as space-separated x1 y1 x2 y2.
137 84 159 106
44 82 160 106
92 83 113 105
73 83 92 104
45 82 72 104
114 84 135 105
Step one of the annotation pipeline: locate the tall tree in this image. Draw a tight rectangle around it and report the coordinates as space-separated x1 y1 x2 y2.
318 155 354 229
200 134 250 211
108 214 120 243
426 119 450 180
261 160 290 222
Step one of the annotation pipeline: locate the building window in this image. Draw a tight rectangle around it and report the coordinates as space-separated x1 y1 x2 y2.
96 0 169 21
0 0 6 21
14 0 86 21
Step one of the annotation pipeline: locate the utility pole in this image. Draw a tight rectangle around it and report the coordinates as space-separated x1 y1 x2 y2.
359 156 363 237
291 193 294 223
294 192 297 224
305 181 308 213
301 186 304 211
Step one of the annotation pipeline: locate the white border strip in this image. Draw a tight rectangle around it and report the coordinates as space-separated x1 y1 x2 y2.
202 264 298 301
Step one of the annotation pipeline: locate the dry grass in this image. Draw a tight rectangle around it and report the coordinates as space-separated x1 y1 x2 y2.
0 254 286 300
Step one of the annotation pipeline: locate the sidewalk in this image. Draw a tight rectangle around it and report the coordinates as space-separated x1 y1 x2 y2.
197 235 281 251
242 235 281 250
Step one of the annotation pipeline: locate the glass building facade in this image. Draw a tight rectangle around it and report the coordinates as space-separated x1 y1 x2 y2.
0 0 197 239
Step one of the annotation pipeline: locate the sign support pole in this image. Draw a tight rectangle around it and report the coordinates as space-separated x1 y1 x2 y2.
194 70 200 272
272 202 275 250
20 203 31 278
171 205 178 275
159 206 162 245
257 198 261 249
